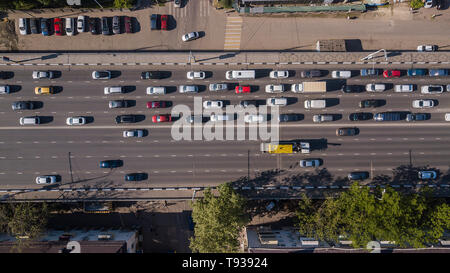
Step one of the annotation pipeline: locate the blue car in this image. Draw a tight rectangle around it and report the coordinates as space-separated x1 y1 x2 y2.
429 69 448 76
418 171 437 180
99 160 123 168
406 113 430 122
40 18 49 36
360 69 379 76
407 69 427 76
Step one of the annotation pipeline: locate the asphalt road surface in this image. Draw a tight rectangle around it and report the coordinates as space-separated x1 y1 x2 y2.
0 65 449 191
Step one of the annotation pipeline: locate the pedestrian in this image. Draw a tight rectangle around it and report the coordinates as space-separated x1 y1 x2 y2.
164 200 168 207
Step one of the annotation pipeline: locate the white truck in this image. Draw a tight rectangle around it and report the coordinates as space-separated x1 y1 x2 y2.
291 81 327 93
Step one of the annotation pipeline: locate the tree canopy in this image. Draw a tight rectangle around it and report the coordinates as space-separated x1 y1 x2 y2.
189 183 249 253
0 202 49 240
297 183 450 249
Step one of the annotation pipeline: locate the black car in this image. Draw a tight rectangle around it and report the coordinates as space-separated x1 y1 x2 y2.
300 70 321 78
436 0 443 9
101 17 110 35
0 71 7 79
348 171 369 180
141 71 162 79
342 84 364 93
99 160 123 168
336 127 358 136
278 114 300 122
30 18 38 34
89 18 98 35
240 100 259 108
349 112 373 121
115 115 136 124
12 101 34 110
125 173 147 181
406 113 430 122
359 99 382 108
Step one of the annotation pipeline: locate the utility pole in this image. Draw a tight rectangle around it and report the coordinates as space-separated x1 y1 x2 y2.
370 160 373 179
247 150 250 182
68 152 73 183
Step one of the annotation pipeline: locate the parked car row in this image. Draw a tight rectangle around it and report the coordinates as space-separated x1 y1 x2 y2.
18 16 133 36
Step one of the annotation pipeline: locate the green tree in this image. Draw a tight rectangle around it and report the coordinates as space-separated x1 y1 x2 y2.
7 202 49 240
189 183 248 253
113 0 135 8
296 183 450 249
410 0 424 9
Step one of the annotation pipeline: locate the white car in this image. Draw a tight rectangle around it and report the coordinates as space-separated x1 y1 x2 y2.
179 85 198 93
36 175 57 185
203 100 223 109
187 71 205 80
269 70 289 79
77 16 86 32
209 83 228 91
332 70 351 78
92 70 111 80
291 84 303 93
265 84 284 93
412 99 435 108
174 0 181 7
182 32 199 42
421 85 444 94
266 97 287 107
424 0 433 8
445 113 450 121
66 116 86 125
32 70 54 79
244 114 265 123
210 114 233 122
123 129 144 138
417 45 437 52
19 18 28 35
366 83 386 92
146 86 166 95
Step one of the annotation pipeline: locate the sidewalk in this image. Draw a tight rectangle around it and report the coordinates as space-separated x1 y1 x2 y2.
0 52 449 67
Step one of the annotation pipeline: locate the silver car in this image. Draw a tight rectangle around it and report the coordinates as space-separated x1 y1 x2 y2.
187 71 205 80
179 85 198 93
421 85 444 94
112 16 120 34
299 159 321 168
92 70 111 79
66 116 86 125
209 83 228 91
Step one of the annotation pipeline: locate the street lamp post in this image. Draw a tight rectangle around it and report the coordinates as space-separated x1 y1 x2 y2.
361 49 388 62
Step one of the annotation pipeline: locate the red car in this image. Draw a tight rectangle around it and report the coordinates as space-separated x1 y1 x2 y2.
383 70 401 78
235 85 251 94
146 101 166 108
152 114 172 123
124 16 132 34
54 18 63 36
161 15 168 31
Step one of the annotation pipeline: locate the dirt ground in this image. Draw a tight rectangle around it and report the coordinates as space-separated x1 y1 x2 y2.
0 19 18 51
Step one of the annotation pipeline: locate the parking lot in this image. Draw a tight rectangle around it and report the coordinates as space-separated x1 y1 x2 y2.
9 0 226 51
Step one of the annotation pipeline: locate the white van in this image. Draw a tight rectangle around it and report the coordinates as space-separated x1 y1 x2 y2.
266 97 287 107
104 86 124 94
0 85 10 94
304 99 326 109
395 84 414 92
366 83 386 92
146 86 166 95
20 116 40 125
225 70 255 80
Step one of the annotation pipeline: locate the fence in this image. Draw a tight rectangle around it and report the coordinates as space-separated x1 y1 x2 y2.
237 4 367 13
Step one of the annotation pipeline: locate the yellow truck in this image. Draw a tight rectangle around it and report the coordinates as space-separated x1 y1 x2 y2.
260 141 310 154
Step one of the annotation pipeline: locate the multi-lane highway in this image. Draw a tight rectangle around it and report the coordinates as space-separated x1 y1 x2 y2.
0 65 449 194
